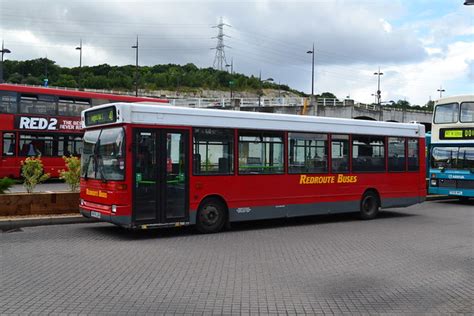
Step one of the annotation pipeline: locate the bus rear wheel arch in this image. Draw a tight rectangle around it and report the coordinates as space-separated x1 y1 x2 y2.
360 189 380 220
195 196 228 233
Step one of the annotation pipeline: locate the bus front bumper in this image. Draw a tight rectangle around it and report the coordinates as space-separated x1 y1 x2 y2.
80 207 132 228
428 187 474 197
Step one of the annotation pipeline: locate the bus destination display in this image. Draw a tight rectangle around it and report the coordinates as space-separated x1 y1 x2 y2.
439 128 474 140
85 106 117 126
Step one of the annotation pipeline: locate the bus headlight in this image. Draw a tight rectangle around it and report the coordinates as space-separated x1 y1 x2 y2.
111 205 117 213
430 179 438 187
80 199 84 206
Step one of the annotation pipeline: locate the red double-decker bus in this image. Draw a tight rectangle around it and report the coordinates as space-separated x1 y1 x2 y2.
80 103 426 233
0 84 167 178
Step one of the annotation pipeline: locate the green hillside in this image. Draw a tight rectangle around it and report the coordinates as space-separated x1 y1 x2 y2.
3 58 303 96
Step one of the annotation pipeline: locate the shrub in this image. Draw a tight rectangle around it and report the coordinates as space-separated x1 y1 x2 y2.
59 156 81 192
0 177 16 194
21 157 50 193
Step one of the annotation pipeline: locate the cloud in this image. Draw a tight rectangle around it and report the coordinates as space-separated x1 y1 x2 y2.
468 60 474 81
347 41 474 105
1 0 426 66
0 0 471 104
379 18 393 33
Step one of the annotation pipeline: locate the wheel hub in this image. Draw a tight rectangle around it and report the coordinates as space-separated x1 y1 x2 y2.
202 206 219 225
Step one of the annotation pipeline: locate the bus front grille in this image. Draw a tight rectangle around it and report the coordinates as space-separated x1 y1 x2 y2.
438 179 474 189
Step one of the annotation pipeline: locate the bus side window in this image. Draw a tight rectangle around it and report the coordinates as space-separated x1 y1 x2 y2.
193 128 234 175
408 139 419 171
388 137 406 172
331 134 349 173
2 133 16 156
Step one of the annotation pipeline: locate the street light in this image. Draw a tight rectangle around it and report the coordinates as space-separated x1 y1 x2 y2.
131 36 139 97
225 58 233 74
374 67 383 106
75 39 82 68
464 0 474 5
371 93 377 104
437 86 445 98
1 40 12 84
306 43 315 97
75 39 82 89
225 59 235 100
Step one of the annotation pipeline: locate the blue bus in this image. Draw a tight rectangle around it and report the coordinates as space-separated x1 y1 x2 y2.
426 132 431 186
428 95 474 200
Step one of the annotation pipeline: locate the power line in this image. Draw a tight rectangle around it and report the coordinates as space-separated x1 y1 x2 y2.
0 12 212 28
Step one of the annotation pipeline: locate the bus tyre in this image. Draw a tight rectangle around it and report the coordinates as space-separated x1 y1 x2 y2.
360 191 380 220
196 198 226 234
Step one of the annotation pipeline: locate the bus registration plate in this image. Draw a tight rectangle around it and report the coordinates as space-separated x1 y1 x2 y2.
449 191 462 196
91 211 101 219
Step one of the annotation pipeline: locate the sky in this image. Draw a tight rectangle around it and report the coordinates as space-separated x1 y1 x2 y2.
1 0 473 105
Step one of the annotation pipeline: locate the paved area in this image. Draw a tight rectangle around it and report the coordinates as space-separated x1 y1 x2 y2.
8 182 70 193
1 200 473 315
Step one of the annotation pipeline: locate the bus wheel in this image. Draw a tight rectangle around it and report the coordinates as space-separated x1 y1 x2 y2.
196 198 226 233
360 191 380 220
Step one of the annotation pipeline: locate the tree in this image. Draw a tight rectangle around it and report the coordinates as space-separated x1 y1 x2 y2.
7 72 23 84
55 74 78 88
22 75 42 85
59 156 81 192
395 100 410 109
425 100 435 111
21 157 50 193
320 92 337 99
3 57 316 96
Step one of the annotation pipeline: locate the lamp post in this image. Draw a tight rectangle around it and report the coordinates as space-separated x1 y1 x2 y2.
0 40 11 84
226 59 234 100
225 58 233 74
131 36 139 97
371 93 377 104
75 39 82 68
374 67 383 106
306 43 315 97
437 86 445 98
75 39 82 89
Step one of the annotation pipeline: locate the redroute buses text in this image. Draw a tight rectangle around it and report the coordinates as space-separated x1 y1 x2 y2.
299 174 358 185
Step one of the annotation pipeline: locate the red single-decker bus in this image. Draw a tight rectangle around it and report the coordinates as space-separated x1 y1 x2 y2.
80 103 426 233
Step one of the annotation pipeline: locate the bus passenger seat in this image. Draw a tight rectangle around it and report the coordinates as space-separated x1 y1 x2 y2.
218 157 229 174
193 154 201 174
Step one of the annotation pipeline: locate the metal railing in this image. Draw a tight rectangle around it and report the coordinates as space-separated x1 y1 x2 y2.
168 97 307 108
2 83 432 114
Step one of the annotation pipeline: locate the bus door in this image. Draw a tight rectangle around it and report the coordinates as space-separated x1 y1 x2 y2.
0 132 20 178
133 129 189 224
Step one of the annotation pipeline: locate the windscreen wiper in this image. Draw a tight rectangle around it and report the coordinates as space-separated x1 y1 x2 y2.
83 155 93 180
96 155 108 183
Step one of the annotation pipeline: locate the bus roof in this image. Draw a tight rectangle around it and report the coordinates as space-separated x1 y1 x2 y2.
434 95 474 105
0 83 168 103
83 102 425 138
